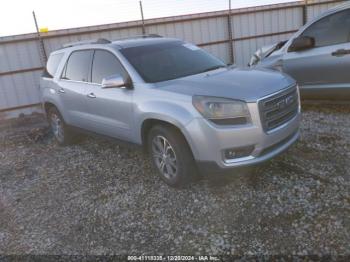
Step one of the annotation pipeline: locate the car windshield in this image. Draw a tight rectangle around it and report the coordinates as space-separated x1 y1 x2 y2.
120 41 226 83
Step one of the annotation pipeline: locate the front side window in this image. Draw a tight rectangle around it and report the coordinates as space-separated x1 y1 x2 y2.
120 41 225 83
91 50 127 84
62 50 93 82
302 9 350 47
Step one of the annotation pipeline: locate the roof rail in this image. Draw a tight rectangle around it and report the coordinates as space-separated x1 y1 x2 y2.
63 38 111 48
113 34 163 41
144 34 162 38
62 35 162 48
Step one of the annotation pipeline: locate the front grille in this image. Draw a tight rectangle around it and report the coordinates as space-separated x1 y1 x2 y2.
259 85 299 132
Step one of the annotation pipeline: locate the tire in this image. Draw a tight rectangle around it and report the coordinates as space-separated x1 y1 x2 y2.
147 125 197 187
47 107 75 145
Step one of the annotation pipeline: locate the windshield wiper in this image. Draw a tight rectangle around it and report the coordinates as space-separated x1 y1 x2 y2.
266 40 288 58
199 65 226 74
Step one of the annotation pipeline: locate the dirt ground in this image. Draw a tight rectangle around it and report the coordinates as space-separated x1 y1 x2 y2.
0 105 349 257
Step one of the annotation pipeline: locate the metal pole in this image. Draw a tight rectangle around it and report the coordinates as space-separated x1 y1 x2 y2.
139 1 146 35
227 0 234 64
302 0 308 25
32 11 47 64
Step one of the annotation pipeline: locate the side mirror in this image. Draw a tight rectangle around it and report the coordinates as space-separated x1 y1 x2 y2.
101 74 131 89
288 36 315 52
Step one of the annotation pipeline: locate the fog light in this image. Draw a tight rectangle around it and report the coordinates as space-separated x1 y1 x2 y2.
224 146 254 160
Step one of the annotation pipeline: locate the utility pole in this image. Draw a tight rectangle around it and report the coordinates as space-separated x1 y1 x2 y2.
32 11 47 64
139 1 146 34
227 0 234 64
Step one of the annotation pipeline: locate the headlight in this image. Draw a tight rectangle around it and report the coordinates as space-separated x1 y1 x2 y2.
192 96 251 125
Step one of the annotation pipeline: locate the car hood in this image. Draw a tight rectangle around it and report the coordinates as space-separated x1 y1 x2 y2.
156 67 295 102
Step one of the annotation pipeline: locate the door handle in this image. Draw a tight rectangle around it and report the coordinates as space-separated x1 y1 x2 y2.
87 93 96 98
331 49 350 57
58 88 65 93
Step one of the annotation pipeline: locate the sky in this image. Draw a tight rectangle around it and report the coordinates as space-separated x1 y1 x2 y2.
0 0 299 37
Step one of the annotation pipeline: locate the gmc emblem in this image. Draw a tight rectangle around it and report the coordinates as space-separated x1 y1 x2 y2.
277 95 294 109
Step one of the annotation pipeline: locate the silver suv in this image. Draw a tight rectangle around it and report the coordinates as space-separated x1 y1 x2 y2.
40 35 301 187
249 3 350 100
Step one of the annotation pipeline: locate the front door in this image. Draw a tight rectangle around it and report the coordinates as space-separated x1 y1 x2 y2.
84 49 134 141
283 9 350 99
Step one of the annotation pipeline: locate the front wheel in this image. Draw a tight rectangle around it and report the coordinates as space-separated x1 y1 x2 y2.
147 125 197 187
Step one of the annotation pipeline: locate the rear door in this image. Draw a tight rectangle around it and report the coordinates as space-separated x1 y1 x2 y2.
84 49 134 140
283 9 350 98
57 50 93 128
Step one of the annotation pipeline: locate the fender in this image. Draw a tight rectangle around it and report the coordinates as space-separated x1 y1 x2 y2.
135 100 198 154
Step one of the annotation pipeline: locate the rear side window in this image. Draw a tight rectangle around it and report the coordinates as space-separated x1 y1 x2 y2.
44 53 64 78
91 50 127 84
302 9 350 47
62 50 93 82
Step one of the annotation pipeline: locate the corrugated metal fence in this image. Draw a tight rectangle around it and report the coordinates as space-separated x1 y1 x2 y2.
0 0 345 118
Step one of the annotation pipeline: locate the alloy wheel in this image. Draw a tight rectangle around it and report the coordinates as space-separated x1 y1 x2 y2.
151 135 178 179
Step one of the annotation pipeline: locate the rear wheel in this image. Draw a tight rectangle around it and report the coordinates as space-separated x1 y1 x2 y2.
147 125 197 187
48 107 74 145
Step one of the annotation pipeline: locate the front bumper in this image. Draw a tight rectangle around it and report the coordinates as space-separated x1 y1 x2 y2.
183 102 301 172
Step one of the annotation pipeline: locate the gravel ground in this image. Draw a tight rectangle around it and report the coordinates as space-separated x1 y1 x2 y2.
0 105 349 256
